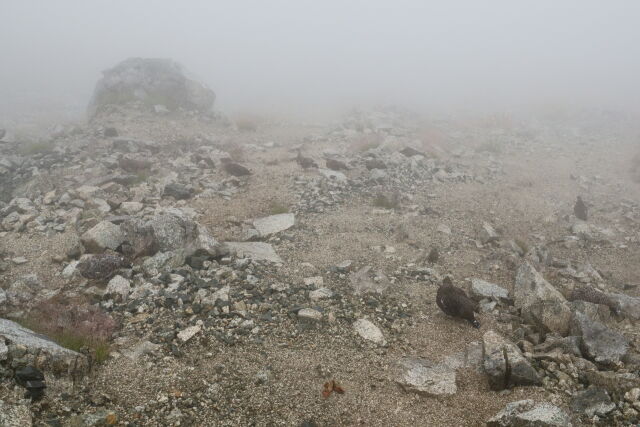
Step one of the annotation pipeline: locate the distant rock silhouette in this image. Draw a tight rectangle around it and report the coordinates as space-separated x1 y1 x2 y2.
325 158 349 171
221 158 251 176
296 150 318 169
436 277 480 328
574 196 588 221
365 159 387 170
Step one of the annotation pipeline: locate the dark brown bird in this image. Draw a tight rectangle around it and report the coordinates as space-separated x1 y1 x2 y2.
574 196 588 221
436 277 480 328
221 158 251 176
569 285 621 316
296 150 318 169
325 158 349 171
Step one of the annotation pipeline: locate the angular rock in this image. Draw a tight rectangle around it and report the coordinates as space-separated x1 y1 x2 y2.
480 222 500 244
570 387 615 417
488 400 571 427
483 330 541 390
297 308 322 321
570 311 629 365
81 221 125 253
585 370 640 394
533 336 582 358
514 262 571 336
0 400 32 427
226 242 283 263
163 182 194 200
106 275 131 301
0 318 87 374
349 266 390 295
177 324 201 343
309 287 333 302
119 218 158 259
607 293 640 320
353 319 386 346
253 213 295 237
394 358 457 397
470 278 509 301
147 212 227 258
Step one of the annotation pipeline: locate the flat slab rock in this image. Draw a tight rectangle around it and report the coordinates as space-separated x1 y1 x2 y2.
470 278 509 301
353 319 386 346
226 242 283 263
394 358 457 397
570 387 615 418
252 213 295 237
0 318 85 373
487 400 571 426
570 311 629 365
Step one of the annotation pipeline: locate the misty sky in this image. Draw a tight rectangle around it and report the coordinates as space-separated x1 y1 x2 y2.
1 0 640 118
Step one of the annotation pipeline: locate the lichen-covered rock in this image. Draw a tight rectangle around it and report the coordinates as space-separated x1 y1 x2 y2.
88 57 215 118
0 400 32 427
514 262 571 336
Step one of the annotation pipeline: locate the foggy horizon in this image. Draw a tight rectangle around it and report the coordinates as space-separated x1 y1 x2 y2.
2 1 640 120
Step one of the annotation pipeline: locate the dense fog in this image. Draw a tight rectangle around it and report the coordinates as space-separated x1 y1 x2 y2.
1 0 640 118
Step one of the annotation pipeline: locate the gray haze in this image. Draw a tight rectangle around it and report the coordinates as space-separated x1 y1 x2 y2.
2 0 640 119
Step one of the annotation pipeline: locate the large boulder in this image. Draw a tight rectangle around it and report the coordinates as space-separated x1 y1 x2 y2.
81 220 125 253
88 58 215 118
514 262 572 336
146 210 227 258
570 311 629 366
0 318 87 375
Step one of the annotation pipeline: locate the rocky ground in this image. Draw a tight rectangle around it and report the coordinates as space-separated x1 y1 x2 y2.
1 106 640 426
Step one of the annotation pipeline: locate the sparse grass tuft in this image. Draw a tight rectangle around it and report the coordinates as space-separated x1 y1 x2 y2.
18 298 116 364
